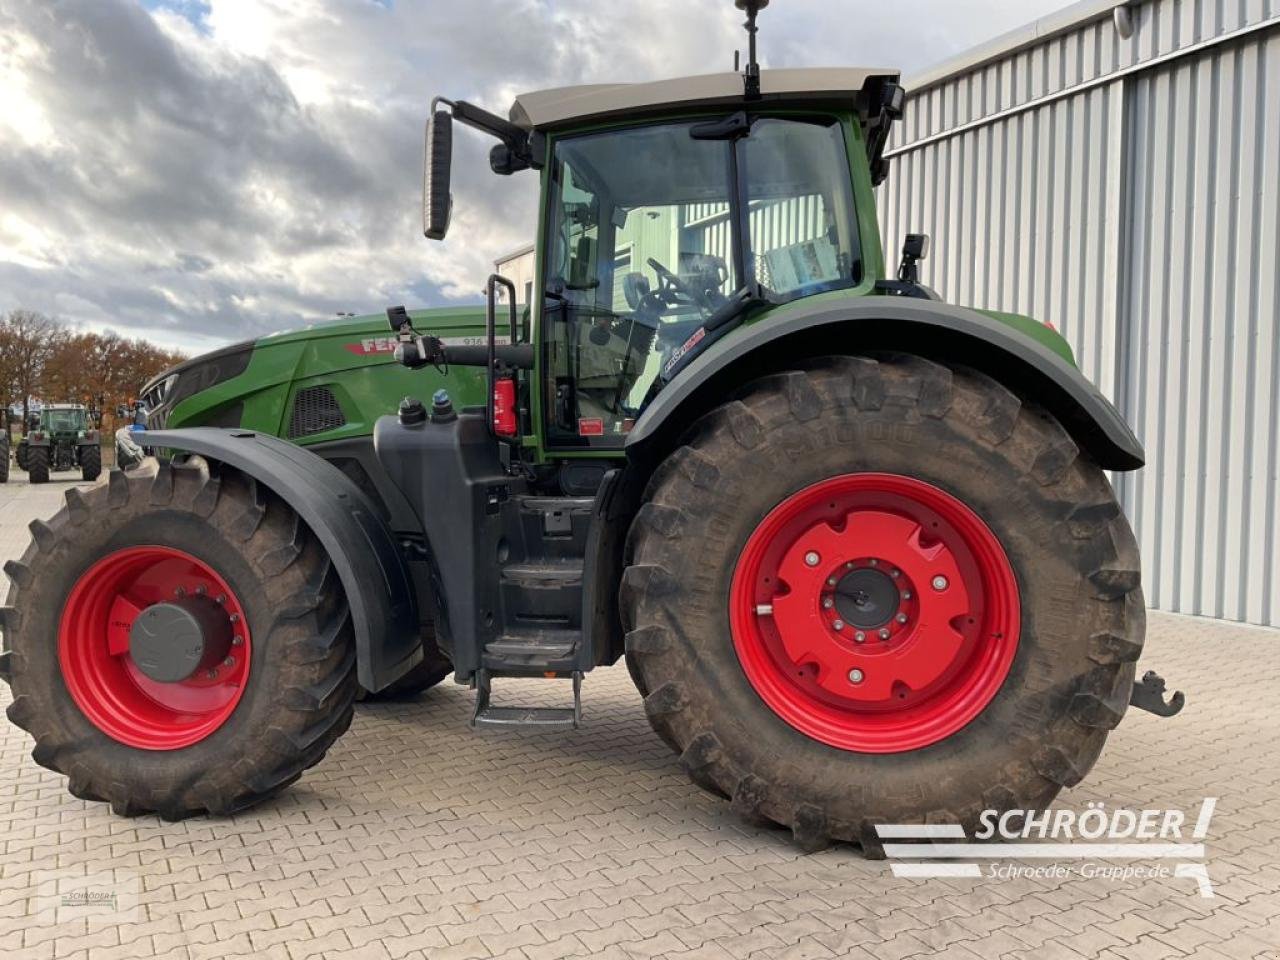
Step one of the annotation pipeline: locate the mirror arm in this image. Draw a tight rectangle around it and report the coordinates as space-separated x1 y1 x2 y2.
451 100 534 163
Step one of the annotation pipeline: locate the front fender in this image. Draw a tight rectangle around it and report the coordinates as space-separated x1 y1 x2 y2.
627 298 1144 471
137 428 421 691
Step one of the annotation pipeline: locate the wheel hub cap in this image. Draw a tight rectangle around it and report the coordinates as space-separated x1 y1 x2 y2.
129 598 234 683
58 546 252 750
832 566 899 629
730 472 1020 753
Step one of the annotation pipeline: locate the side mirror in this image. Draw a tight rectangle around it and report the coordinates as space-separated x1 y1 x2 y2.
423 109 453 241
902 233 929 261
898 233 929 284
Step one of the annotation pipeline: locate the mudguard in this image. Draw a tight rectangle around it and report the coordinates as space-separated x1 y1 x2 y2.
137 428 421 691
626 298 1145 470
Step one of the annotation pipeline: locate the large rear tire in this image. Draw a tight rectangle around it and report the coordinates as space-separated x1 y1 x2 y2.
27 445 49 484
80 444 101 482
3 459 357 818
621 355 1143 851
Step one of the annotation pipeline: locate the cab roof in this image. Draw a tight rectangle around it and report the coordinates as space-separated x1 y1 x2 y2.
510 67 899 132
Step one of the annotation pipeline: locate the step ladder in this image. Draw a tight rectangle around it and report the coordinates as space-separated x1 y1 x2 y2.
471 670 583 728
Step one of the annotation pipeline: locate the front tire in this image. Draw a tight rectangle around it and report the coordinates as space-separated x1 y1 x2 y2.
3 459 357 818
621 355 1143 851
80 444 101 482
27 445 49 484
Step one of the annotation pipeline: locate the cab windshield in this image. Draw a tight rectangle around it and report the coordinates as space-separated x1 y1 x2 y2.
42 410 85 432
543 115 859 445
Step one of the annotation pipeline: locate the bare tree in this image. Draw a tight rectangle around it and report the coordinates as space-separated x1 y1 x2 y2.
2 310 187 435
1 310 61 424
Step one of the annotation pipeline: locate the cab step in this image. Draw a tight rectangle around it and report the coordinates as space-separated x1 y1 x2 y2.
482 628 581 671
471 670 582 728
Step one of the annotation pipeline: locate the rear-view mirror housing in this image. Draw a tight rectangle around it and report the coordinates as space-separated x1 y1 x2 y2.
424 110 453 240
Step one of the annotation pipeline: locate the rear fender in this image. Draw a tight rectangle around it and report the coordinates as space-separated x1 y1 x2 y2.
137 428 422 691
626 298 1144 471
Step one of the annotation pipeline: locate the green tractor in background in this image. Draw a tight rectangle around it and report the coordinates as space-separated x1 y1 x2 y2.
11 404 102 484
0 413 10 484
3 1 1183 850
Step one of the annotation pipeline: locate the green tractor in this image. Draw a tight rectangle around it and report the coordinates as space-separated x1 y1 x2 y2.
0 414 10 484
13 404 102 484
1 2 1181 850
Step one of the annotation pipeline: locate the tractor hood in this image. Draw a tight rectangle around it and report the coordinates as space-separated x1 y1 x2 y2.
144 307 491 437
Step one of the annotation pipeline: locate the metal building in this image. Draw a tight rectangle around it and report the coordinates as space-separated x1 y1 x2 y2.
497 0 1279 625
881 0 1280 626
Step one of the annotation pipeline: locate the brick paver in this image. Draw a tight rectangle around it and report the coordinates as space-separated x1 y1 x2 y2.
2 472 1278 960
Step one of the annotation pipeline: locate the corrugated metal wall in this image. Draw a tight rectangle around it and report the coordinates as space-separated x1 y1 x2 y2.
880 0 1280 625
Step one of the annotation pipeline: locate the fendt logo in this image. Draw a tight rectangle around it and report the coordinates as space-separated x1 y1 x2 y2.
344 335 493 356
344 337 397 356
878 797 1218 897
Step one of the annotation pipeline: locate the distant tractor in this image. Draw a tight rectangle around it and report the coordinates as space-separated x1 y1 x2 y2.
14 404 102 484
1 1 1181 850
0 414 10 484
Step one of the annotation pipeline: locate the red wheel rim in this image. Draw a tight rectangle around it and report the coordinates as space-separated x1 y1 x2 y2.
58 546 252 750
730 473 1019 753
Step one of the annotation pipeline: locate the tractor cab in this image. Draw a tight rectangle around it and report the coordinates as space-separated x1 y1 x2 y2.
39 405 89 436
415 65 904 455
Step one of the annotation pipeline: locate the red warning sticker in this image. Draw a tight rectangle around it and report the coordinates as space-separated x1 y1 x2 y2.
578 418 605 436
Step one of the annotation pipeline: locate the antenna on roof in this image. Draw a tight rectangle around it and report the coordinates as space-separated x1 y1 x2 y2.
734 0 768 100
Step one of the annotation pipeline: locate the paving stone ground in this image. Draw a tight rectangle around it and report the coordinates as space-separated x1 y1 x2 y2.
2 471 1278 960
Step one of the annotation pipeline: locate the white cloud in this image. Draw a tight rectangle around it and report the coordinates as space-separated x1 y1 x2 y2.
0 0 1070 351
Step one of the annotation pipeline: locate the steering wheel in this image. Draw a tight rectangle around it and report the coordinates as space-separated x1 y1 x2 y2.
622 272 651 312
647 256 701 306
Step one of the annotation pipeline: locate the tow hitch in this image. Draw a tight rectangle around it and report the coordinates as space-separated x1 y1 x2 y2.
1129 670 1185 717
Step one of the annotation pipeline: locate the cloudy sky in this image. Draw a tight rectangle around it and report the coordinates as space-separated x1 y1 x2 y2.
0 0 1069 353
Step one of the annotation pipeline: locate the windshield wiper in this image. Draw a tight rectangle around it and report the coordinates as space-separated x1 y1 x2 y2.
690 111 752 141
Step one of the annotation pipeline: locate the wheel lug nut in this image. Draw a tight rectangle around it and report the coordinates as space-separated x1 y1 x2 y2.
854 631 866 643
896 613 908 624
879 628 892 640
932 575 949 591
833 620 845 631
804 551 820 567
868 559 878 567
229 613 240 624
903 590 913 600
890 569 900 578
823 598 834 609
848 669 864 684
223 656 235 667
845 562 854 569
216 594 227 605
175 587 186 598
206 669 218 679
232 636 244 646
195 585 207 596
755 603 773 616
827 577 837 586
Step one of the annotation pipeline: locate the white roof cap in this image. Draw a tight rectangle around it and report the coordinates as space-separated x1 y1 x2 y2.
511 67 899 131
